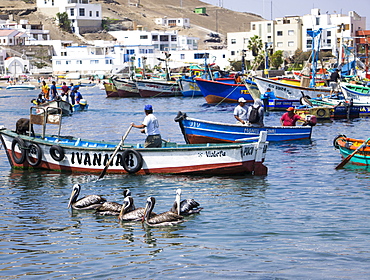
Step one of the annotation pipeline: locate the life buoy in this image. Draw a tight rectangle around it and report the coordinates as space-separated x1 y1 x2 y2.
11 137 26 164
50 145 65 161
316 108 326 117
333 134 346 149
26 143 42 166
122 149 143 174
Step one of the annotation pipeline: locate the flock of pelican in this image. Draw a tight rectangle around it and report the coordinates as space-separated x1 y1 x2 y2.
67 184 203 226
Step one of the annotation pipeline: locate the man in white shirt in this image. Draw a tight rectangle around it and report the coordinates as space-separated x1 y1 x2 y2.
234 97 248 124
131 104 162 147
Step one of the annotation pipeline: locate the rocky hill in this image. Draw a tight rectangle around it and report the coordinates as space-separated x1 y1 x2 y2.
0 0 263 48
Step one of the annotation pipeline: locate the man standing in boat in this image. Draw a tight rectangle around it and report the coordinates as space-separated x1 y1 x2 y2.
234 97 248 124
329 68 341 95
41 80 50 100
131 104 162 148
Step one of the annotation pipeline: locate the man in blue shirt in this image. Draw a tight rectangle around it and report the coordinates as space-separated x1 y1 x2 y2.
260 88 276 111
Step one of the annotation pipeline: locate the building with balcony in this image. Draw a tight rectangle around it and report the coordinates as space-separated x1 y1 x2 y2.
155 17 190 29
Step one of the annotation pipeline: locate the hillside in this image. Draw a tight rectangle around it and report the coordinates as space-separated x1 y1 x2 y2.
0 0 263 47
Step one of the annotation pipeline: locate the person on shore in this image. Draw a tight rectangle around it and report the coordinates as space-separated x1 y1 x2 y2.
41 81 50 100
246 99 264 127
260 88 276 111
50 81 58 100
61 82 70 102
131 105 162 148
280 107 306 126
234 97 248 124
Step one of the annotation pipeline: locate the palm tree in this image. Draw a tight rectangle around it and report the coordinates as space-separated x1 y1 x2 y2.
247 35 264 70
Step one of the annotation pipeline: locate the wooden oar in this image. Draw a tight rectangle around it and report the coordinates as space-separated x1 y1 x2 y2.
335 137 370 169
98 124 133 179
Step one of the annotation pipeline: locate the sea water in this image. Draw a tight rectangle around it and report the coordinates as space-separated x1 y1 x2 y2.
0 87 369 279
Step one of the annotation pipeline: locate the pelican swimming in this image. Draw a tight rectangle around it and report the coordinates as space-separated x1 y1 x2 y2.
142 197 184 226
170 188 203 215
95 188 133 216
67 184 106 210
118 196 155 221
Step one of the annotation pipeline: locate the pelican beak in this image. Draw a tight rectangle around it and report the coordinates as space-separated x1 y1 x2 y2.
67 189 77 208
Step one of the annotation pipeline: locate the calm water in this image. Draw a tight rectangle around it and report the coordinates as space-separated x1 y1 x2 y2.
0 86 370 279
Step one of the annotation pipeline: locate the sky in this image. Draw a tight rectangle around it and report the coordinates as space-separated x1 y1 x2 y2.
200 0 370 29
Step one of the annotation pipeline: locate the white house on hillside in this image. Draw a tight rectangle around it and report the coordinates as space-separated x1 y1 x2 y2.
0 29 28 46
36 0 102 34
0 19 50 42
155 17 190 29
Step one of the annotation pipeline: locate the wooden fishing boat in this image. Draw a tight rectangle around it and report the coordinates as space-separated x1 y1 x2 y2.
333 135 370 166
254 76 331 100
178 76 202 97
175 112 313 143
110 76 140 98
136 79 182 98
103 82 119 97
0 108 269 176
195 77 256 104
35 99 73 116
341 83 370 104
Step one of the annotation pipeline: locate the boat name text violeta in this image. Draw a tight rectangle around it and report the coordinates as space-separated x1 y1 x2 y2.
198 150 226 157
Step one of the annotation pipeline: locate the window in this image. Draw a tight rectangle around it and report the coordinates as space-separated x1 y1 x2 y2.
89 11 92 17
231 51 235 56
79 8 85 16
61 52 67 56
90 60 99 64
171 35 177 42
194 53 206 59
76 60 82 64
267 36 272 42
96 11 99 17
105 59 112 64
252 24 256 30
160 35 169 42
66 61 71 64
327 39 331 44
140 35 148 39
316 17 320 25
288 30 294 36
180 54 185 59
56 61 61 65
277 42 283 47
267 23 271 33
288 41 294 47
327 31 331 37
152 35 158 41
231 39 236 44
277 31 283 36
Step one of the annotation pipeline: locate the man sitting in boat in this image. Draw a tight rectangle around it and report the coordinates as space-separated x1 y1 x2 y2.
280 107 307 126
234 97 248 124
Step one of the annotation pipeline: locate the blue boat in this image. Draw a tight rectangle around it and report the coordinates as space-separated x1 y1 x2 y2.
175 112 313 143
178 76 202 97
195 77 256 104
267 99 302 111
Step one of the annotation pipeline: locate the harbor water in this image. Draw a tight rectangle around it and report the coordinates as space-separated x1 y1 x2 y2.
0 86 370 279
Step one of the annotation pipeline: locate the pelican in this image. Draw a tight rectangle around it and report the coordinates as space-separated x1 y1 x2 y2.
170 188 203 215
142 197 184 226
67 184 106 210
95 188 133 216
118 196 155 221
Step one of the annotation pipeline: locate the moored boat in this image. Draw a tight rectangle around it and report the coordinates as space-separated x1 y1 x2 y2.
110 76 140 98
341 83 370 104
175 112 313 143
254 76 331 100
333 135 370 166
6 83 36 90
136 79 182 98
0 110 269 176
178 76 202 97
195 77 256 104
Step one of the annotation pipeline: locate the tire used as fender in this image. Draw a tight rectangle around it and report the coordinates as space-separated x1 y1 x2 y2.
50 145 65 161
26 143 42 166
11 137 26 164
316 108 326 118
122 149 143 174
333 134 346 149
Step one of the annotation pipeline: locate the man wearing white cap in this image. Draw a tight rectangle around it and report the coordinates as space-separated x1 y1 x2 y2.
234 97 248 124
131 104 162 147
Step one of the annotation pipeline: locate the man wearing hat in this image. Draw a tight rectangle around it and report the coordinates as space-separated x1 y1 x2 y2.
234 97 248 124
131 104 162 148
280 107 306 126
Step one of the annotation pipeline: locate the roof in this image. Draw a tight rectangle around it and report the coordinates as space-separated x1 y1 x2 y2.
0 29 18 37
